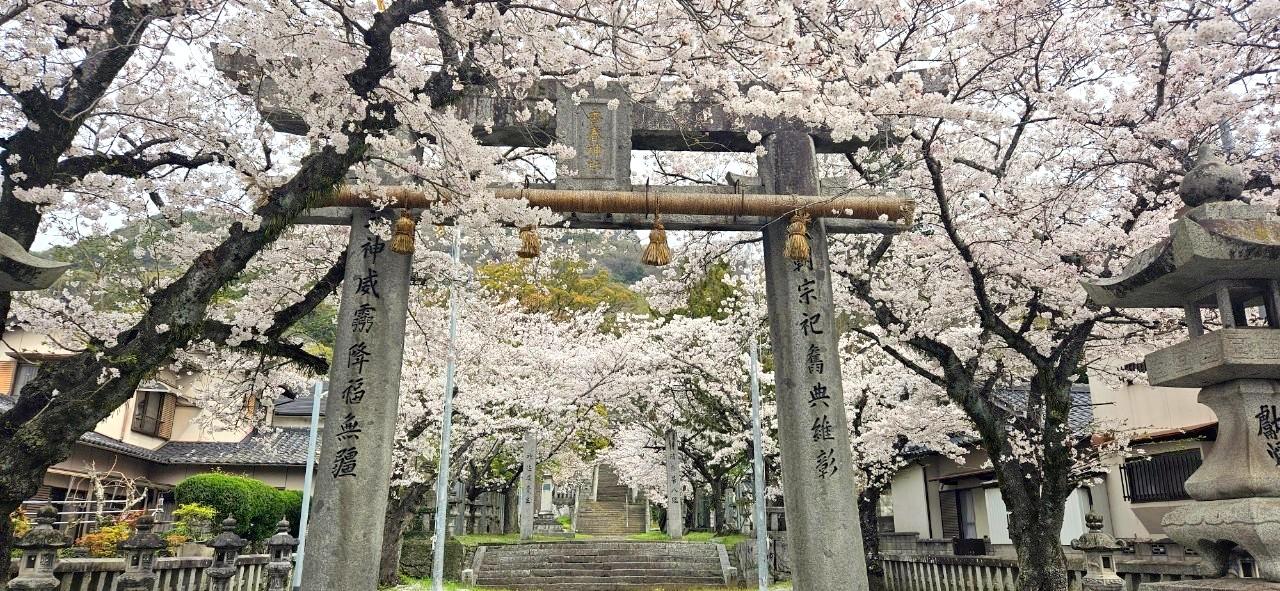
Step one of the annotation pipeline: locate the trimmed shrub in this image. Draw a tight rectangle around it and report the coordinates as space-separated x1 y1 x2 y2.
174 473 296 542
278 489 303 537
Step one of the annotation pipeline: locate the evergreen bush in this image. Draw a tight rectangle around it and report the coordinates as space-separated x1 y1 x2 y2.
174 472 297 542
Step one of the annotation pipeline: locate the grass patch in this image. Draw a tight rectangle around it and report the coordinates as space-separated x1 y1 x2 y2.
624 531 751 549
453 533 591 547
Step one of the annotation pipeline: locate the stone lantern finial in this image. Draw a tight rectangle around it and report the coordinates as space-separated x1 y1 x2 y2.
116 514 166 591
206 517 246 591
1178 143 1244 207
8 505 67 591
1072 513 1126 591
265 519 298 591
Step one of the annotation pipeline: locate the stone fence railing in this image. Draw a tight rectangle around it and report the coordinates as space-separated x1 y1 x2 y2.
9 554 271 591
733 530 1220 590
880 551 1204 591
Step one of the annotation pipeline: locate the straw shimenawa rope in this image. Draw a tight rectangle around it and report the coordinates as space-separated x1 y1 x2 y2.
642 215 671 266
329 186 914 226
783 211 811 262
517 225 541 258
389 210 417 254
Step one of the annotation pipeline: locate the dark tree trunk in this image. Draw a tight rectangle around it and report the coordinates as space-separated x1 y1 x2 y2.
1008 508 1069 591
378 482 432 587
1 504 14 586
502 483 518 534
709 479 728 535
859 486 885 591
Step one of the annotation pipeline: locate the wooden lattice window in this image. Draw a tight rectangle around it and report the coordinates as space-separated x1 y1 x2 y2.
132 389 176 438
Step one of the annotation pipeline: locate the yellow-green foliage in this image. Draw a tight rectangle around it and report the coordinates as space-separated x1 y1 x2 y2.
76 523 132 557
478 260 645 320
10 511 31 539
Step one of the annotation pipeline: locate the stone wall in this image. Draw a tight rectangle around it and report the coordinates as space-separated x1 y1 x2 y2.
398 536 469 580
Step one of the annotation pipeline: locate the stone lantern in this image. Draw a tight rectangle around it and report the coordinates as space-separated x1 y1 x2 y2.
1071 513 1126 591
205 517 246 591
1083 144 1280 591
265 519 298 591
7 506 65 591
116 514 166 591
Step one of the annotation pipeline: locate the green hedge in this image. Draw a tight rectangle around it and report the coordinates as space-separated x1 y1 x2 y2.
174 473 300 542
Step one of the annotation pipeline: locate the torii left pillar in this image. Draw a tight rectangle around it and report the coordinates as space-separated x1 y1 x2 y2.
760 130 870 591
301 209 412 591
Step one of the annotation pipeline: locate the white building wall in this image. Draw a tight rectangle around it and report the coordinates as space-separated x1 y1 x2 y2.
983 487 1011 544
890 464 931 537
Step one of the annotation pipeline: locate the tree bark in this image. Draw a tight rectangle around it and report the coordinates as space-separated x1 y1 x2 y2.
378 482 432 587
1 508 14 585
708 478 729 535
859 486 885 591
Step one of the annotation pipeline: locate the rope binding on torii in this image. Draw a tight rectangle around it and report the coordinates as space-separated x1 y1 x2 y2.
323 185 914 264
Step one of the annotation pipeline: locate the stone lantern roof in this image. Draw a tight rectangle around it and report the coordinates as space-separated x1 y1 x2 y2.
14 506 67 549
1082 200 1280 309
1071 513 1126 553
119 514 166 552
207 517 246 551
267 519 297 550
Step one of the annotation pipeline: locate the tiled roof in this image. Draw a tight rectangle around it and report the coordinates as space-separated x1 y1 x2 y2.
0 396 309 467
152 428 311 466
274 395 324 417
993 383 1095 433
904 384 1095 458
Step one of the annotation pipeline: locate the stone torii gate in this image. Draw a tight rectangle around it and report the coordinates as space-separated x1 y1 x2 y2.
217 55 926 590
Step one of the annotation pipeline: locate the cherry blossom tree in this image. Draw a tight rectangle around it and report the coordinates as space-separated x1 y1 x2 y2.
814 3 1280 590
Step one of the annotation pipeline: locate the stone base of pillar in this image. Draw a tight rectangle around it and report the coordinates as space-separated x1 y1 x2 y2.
1161 497 1280 581
1139 580 1280 591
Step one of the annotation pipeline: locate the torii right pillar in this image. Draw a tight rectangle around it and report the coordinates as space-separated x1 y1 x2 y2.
760 130 870 590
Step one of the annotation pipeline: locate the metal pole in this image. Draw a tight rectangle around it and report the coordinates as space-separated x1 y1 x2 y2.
291 381 324 591
749 337 769 591
431 227 463 591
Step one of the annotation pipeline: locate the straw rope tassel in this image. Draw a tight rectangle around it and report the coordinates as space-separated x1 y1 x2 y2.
390 211 417 254
783 211 811 262
642 215 671 266
376 0 386 10
517 225 541 258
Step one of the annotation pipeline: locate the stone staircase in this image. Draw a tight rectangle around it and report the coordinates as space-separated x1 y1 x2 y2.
470 541 730 590
576 465 647 536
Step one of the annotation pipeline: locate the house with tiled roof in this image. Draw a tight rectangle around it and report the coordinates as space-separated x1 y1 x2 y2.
880 379 1218 552
0 330 322 526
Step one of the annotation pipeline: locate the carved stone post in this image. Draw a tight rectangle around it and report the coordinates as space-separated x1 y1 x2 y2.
7 506 65 591
760 129 869 591
664 428 683 540
116 515 166 591
518 431 537 540
266 519 298 591
206 518 246 591
301 209 413 591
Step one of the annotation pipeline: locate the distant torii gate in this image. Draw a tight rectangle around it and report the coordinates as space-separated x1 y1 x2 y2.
217 55 925 591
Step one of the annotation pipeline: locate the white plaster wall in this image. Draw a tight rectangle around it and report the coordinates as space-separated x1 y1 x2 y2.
890 464 931 537
1089 379 1214 432
983 487 1011 544
1060 488 1090 544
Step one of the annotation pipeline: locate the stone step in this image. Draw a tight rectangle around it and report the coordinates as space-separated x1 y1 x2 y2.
474 541 728 590
476 579 725 590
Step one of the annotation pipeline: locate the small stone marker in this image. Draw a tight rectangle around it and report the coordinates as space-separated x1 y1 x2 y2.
759 130 870 591
300 210 413 591
665 428 683 539
519 431 538 540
